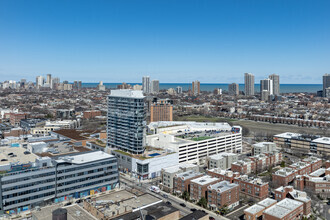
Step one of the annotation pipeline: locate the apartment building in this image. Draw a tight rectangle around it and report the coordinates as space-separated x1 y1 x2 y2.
147 122 242 164
0 149 118 215
207 168 239 183
206 152 238 170
150 99 173 122
263 198 304 220
231 159 256 175
9 113 29 126
83 110 101 119
274 186 311 217
302 156 322 172
289 161 311 175
295 172 330 198
207 181 239 210
190 175 220 201
252 142 277 155
173 171 203 194
244 198 277 220
233 175 269 201
161 163 199 193
272 167 298 187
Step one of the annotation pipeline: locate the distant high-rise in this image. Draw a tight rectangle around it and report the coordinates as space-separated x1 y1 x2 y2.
142 76 151 94
51 77 60 89
36 76 44 89
228 83 239 96
78 81 82 90
46 74 52 84
151 80 159 94
176 86 183 94
150 99 173 122
192 80 200 95
260 78 273 95
107 90 146 154
269 74 280 95
323 73 330 97
244 73 255 96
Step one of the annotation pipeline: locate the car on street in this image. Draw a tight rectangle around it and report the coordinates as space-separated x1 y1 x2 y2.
162 194 168 198
180 203 186 207
190 208 197 212
166 201 172 205
209 217 215 220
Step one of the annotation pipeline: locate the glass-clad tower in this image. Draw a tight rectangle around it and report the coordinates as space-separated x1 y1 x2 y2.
107 90 146 154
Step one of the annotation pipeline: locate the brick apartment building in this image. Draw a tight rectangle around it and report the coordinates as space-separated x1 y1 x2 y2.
150 99 173 122
233 175 269 201
272 167 298 187
9 113 29 126
275 186 311 217
173 170 203 194
190 175 220 201
263 198 304 220
207 181 239 210
207 168 239 183
302 156 322 172
231 160 256 175
289 161 312 175
244 198 277 220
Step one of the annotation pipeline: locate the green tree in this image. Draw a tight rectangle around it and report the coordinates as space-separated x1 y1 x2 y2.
280 161 286 167
219 204 229 215
182 191 190 201
197 197 207 208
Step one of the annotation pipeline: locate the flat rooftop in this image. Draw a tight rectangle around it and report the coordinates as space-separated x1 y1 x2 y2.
208 180 238 192
191 175 219 186
208 152 237 160
91 191 161 218
274 167 296 177
55 151 114 165
52 129 100 141
312 137 330 145
109 89 144 98
258 198 277 208
263 198 303 218
274 132 301 139
31 204 96 220
208 168 235 176
0 146 38 166
309 168 325 177
244 204 265 214
176 170 202 180
163 163 197 174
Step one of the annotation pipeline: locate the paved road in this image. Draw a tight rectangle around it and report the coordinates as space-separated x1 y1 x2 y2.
119 175 229 220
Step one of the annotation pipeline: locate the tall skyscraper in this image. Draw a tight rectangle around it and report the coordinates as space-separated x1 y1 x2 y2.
51 77 60 89
269 74 280 95
192 80 200 95
228 83 239 96
36 76 44 89
107 90 146 154
46 74 52 84
244 73 255 96
323 73 330 97
176 86 183 94
142 76 150 94
260 78 273 95
151 80 159 94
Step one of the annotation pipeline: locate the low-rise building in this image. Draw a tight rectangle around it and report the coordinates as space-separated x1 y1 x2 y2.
272 167 298 187
161 163 199 192
274 186 311 217
263 198 304 220
207 168 239 183
302 156 322 172
289 161 311 175
173 171 203 194
231 159 256 175
253 142 277 155
233 175 269 201
190 175 220 201
206 152 238 169
207 181 239 210
244 198 277 220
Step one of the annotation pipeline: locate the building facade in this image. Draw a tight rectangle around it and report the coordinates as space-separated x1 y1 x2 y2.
244 73 255 96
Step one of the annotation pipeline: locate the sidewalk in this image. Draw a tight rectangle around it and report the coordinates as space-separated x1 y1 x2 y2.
162 191 230 220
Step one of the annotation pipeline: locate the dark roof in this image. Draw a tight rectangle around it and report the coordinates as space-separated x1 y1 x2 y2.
52 129 100 141
112 202 179 220
180 210 208 220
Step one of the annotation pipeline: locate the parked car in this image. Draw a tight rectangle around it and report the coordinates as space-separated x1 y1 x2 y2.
180 203 186 207
162 194 168 198
166 201 172 205
209 217 215 220
190 208 197 212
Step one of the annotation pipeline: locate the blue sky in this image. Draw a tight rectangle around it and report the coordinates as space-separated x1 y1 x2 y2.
0 0 329 83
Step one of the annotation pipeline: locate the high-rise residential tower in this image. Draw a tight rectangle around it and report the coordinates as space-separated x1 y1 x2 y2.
142 76 150 94
244 73 255 96
107 90 146 154
192 80 200 95
260 78 273 95
150 99 173 122
46 74 52 84
323 73 330 97
151 80 159 94
228 83 239 96
269 74 280 95
36 76 44 89
176 86 183 94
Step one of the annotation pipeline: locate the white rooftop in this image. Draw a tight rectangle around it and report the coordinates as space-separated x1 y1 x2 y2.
208 152 237 160
263 198 303 218
258 198 277 208
312 137 330 145
0 146 38 166
109 89 144 98
148 121 232 131
55 151 114 164
162 163 197 174
274 132 301 139
244 204 265 214
191 175 219 186
208 180 238 192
